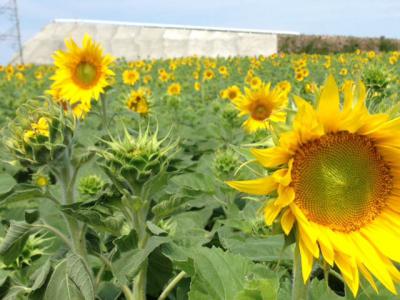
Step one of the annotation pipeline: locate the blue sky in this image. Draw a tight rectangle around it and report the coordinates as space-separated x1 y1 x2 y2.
1 0 399 64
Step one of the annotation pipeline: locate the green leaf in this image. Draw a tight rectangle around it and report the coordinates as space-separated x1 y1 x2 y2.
31 260 52 291
3 286 30 300
44 254 95 300
169 208 214 247
66 252 95 300
188 247 280 300
309 279 343 300
97 282 121 300
169 173 215 193
0 270 10 287
61 201 123 235
0 221 31 265
151 196 189 219
112 236 169 285
146 248 173 297
235 278 279 300
218 227 292 261
44 260 83 300
0 174 16 195
0 184 44 207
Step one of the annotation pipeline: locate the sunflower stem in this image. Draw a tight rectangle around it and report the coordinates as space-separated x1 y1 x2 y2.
292 242 309 300
158 271 187 300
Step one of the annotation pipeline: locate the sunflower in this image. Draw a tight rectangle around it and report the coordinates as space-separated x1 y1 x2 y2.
203 69 215 81
123 69 140 85
23 117 50 143
194 82 201 92
218 66 229 77
167 83 181 96
227 75 400 296
46 85 90 119
222 85 241 101
126 89 149 115
232 83 288 133
51 34 114 106
249 76 262 90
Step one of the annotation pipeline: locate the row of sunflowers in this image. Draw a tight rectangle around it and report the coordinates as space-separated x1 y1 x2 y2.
0 35 399 299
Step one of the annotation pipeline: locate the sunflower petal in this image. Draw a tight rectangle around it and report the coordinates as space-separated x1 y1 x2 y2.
264 200 283 225
281 209 295 235
251 147 291 168
318 75 340 131
225 176 277 195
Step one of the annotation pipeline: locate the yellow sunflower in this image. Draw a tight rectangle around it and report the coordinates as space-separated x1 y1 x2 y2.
227 75 400 296
126 89 149 115
232 83 288 133
51 34 114 105
23 117 50 143
167 83 181 96
123 69 140 85
222 85 241 101
203 69 215 81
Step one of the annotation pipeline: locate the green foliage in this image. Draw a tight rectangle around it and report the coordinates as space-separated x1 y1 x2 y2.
0 51 399 300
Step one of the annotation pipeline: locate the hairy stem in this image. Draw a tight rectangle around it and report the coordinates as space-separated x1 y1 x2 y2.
122 285 135 300
158 271 187 300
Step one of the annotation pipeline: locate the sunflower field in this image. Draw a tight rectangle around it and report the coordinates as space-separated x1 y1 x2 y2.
0 35 400 300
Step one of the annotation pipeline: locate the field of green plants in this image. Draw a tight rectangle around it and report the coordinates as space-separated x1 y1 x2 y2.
0 37 400 300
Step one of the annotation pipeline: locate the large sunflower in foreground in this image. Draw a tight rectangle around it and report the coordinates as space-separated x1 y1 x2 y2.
51 34 114 105
228 75 400 296
232 83 288 133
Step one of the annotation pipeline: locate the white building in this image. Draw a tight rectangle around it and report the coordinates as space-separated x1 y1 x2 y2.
13 19 298 64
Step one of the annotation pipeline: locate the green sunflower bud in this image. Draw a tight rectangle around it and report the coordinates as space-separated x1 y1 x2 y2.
78 175 105 196
213 148 240 180
222 104 242 127
362 66 392 105
3 99 75 168
97 128 176 193
32 172 50 188
0 232 50 269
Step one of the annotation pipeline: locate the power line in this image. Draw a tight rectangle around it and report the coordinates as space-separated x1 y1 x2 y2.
0 0 24 64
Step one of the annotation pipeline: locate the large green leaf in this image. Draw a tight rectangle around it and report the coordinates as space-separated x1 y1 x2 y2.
235 278 279 300
188 247 280 300
61 201 123 235
44 254 95 300
97 282 121 300
169 208 214 247
44 260 84 300
3 286 30 300
309 279 343 300
31 259 52 291
0 221 31 265
168 173 215 194
0 184 44 206
112 236 170 285
66 252 95 300
0 174 16 195
218 227 292 262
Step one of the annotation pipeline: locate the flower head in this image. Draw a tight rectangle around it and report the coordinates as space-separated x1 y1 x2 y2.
51 34 114 106
227 75 400 296
232 82 288 133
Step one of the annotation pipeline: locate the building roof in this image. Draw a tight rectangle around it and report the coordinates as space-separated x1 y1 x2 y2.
54 19 299 36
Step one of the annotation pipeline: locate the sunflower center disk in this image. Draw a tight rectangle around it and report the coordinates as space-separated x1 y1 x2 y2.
228 91 237 99
251 103 272 121
292 131 392 232
75 62 98 86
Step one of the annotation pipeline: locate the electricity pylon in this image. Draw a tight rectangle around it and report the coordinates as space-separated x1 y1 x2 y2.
0 0 24 64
